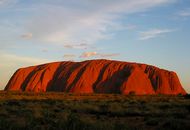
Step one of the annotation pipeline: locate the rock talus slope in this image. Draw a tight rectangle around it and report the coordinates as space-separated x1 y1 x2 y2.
5 60 187 95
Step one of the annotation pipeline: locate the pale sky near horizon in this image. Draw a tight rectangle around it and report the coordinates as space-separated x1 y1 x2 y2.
0 0 190 93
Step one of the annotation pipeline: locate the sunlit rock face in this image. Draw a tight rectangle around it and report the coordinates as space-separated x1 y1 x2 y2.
5 59 187 95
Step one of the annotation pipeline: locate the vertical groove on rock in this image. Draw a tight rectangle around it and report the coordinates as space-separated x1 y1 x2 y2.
20 67 38 91
93 61 112 92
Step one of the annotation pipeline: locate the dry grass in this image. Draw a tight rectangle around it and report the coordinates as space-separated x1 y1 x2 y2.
0 91 190 130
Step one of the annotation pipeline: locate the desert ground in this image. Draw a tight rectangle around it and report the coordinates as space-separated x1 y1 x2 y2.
0 91 190 130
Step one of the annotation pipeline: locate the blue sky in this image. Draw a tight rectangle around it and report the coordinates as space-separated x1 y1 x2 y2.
0 0 190 92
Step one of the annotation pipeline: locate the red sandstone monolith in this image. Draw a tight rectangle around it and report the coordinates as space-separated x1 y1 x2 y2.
5 60 187 95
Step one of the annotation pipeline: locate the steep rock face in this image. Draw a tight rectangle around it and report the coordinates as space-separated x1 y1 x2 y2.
5 60 187 95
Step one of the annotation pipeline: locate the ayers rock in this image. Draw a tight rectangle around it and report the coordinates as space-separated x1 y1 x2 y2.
5 59 186 95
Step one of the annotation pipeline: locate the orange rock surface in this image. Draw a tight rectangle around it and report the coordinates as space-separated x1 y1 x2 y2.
5 60 187 95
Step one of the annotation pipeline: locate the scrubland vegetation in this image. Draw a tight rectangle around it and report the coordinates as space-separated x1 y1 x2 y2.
0 91 190 130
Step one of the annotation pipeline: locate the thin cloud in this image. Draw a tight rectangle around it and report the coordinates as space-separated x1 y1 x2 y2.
0 0 18 7
64 43 89 49
139 29 174 40
0 0 6 5
99 53 120 58
177 8 190 17
125 24 137 30
80 52 97 58
0 0 11 5
24 0 175 44
63 54 76 58
0 53 49 65
21 33 33 39
42 49 48 53
80 52 120 58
